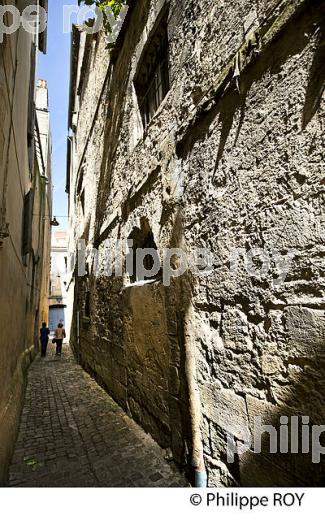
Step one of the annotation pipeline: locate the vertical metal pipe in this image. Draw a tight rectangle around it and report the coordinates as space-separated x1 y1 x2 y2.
184 303 207 487
77 309 80 364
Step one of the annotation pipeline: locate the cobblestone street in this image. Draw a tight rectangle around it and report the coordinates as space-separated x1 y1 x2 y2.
9 345 188 487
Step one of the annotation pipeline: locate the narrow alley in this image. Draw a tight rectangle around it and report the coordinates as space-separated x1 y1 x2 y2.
9 346 187 488
1 0 325 505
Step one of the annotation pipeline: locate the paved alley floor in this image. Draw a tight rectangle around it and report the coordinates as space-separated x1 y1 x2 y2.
9 345 188 487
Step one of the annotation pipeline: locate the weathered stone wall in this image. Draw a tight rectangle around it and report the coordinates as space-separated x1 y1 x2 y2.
69 0 325 485
0 26 35 484
0 11 51 484
179 1 325 485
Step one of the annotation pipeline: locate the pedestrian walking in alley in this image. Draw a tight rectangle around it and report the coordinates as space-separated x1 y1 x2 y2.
40 322 50 357
54 323 66 357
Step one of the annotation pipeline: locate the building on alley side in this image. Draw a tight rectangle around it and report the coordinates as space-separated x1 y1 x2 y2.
0 3 51 485
67 0 325 486
49 230 70 339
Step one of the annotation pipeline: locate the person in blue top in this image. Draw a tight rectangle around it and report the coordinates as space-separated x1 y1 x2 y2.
40 322 50 358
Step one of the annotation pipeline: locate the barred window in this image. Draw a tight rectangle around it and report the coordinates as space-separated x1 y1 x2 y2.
135 14 170 129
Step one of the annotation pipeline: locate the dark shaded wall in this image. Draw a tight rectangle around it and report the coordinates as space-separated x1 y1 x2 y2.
0 24 50 484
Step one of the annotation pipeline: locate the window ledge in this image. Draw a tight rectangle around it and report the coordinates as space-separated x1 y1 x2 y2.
124 278 161 289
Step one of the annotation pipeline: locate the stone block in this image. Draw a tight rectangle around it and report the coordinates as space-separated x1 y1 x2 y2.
284 307 325 354
201 383 250 442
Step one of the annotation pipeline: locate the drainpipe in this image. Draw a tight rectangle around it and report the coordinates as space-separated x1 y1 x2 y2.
75 245 81 365
184 303 207 487
76 309 81 365
76 246 81 364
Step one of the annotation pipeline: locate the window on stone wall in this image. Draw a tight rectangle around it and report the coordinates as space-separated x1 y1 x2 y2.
127 220 161 284
80 189 85 215
22 189 34 258
134 12 170 129
76 166 85 216
77 166 84 196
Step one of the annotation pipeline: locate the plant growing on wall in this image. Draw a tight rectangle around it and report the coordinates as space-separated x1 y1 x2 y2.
78 0 127 33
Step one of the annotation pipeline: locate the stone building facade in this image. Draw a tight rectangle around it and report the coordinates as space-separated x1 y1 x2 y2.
0 3 51 484
67 0 325 486
35 79 52 330
49 230 70 337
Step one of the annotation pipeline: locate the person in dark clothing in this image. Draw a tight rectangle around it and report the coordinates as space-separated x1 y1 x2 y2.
40 322 50 357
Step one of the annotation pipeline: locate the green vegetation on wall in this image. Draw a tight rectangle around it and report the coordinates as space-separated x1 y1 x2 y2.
78 0 127 34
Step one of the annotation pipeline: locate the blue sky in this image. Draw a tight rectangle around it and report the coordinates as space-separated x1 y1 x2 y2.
38 0 77 230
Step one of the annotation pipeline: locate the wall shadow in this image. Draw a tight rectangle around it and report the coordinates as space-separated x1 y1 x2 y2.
177 0 325 176
302 16 325 129
94 0 151 245
163 204 199 483
232 344 325 486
